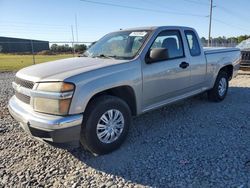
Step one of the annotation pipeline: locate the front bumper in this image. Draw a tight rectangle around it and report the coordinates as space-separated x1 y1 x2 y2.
8 96 83 143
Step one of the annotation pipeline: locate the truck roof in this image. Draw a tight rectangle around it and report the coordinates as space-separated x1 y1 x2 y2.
121 26 194 31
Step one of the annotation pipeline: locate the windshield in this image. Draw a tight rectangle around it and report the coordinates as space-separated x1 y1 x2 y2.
84 30 150 59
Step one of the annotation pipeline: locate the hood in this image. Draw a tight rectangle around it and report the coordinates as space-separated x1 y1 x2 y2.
16 57 126 82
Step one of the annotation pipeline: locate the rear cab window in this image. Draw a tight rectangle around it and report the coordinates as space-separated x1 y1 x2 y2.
184 30 201 56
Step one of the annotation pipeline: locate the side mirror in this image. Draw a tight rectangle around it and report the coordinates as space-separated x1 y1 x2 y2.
146 48 169 63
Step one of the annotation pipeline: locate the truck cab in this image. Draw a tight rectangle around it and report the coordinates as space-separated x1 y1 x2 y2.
140 27 207 110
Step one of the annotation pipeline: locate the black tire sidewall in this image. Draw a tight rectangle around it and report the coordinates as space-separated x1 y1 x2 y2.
81 96 131 155
210 71 229 101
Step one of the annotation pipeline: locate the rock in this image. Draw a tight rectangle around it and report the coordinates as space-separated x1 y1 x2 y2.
1 72 250 187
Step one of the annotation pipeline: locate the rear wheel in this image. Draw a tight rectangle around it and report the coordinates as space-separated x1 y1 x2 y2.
207 71 229 102
80 95 131 155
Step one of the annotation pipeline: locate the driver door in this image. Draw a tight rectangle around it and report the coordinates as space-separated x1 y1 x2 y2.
142 30 191 110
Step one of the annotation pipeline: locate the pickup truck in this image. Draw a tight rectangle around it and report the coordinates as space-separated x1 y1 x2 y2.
8 26 241 155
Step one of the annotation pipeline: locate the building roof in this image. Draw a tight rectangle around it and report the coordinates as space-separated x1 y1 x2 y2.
0 36 48 42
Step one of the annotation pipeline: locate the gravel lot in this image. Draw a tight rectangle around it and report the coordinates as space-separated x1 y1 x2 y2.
0 72 250 188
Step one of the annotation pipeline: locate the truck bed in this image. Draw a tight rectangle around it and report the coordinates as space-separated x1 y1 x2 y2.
203 47 241 83
203 47 239 54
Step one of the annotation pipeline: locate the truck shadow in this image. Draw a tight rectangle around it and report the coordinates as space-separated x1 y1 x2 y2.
53 86 250 187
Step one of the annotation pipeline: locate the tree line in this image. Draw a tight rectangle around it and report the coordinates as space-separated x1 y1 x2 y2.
50 35 250 52
50 44 88 53
201 35 250 47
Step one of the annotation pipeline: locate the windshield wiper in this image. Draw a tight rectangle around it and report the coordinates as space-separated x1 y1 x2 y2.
93 54 116 59
78 54 88 57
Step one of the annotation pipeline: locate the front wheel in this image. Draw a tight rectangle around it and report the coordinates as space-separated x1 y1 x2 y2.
207 71 229 102
80 95 131 155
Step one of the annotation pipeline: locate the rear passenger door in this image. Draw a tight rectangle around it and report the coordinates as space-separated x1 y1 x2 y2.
184 30 207 89
142 30 191 109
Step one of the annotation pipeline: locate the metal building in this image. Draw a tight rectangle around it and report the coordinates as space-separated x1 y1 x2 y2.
0 37 49 53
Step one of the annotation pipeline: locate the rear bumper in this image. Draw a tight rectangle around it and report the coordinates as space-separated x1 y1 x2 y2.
8 96 83 143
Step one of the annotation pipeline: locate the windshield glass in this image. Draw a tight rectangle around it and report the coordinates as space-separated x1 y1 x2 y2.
84 30 150 59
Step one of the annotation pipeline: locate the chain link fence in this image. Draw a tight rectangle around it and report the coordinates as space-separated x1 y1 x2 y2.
202 41 238 47
0 39 239 71
0 41 93 71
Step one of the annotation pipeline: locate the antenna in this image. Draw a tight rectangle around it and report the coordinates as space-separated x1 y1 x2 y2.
75 14 79 42
71 25 75 56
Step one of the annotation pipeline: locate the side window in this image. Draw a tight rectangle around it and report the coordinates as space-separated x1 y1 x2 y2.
185 30 201 56
151 30 184 59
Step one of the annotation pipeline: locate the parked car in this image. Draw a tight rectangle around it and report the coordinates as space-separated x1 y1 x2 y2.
240 50 250 70
8 26 241 155
237 39 250 71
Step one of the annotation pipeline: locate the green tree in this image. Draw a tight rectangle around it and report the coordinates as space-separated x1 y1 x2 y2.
237 35 250 43
50 44 72 53
200 37 207 46
74 44 87 53
50 44 58 52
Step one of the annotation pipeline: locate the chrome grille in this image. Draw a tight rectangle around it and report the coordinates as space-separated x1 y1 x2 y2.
15 77 34 89
14 77 34 104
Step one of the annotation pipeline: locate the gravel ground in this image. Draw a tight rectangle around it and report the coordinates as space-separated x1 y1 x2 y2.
0 71 250 188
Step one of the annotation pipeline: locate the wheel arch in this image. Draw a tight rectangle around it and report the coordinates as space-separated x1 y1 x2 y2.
85 85 137 116
209 64 233 89
219 64 233 80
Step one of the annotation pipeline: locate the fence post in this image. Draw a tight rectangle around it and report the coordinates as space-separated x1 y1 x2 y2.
72 42 75 57
30 40 35 64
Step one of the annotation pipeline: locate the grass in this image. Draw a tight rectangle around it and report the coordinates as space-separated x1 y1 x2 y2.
0 54 73 71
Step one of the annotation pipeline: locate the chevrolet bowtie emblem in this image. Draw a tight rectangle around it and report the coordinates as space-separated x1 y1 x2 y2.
16 84 21 92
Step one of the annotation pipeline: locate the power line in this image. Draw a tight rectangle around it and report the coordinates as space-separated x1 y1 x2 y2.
213 18 250 33
182 0 209 6
0 41 92 43
142 0 188 12
80 0 249 36
1 0 248 42
0 21 67 27
0 25 71 32
0 23 105 30
178 0 249 38
216 5 249 24
181 0 249 24
80 0 207 18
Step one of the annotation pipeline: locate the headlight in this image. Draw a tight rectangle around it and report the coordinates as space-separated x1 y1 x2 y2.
36 82 74 92
32 82 75 115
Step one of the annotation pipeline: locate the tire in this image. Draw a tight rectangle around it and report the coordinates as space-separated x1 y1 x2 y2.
80 95 131 155
207 71 229 102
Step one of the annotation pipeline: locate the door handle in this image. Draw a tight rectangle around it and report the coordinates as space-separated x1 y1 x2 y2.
179 62 189 69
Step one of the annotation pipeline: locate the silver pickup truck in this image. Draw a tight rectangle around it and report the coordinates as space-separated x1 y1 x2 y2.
8 26 241 155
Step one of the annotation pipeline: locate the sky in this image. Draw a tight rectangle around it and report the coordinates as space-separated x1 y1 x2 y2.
0 0 249 43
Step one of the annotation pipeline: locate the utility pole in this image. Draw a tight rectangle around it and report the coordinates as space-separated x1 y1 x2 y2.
208 0 213 47
75 14 79 43
71 25 75 57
